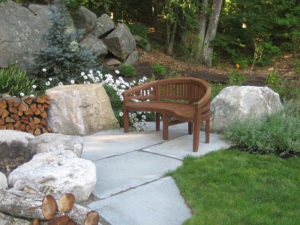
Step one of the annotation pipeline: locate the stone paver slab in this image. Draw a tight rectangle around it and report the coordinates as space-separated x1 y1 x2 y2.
143 131 232 160
93 151 182 199
89 177 192 225
82 123 187 161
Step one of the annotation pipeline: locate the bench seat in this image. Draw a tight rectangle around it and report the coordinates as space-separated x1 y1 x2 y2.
123 77 211 152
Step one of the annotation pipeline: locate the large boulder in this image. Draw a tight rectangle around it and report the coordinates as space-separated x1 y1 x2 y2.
8 151 97 202
0 172 7 190
46 83 119 135
28 133 84 157
70 6 97 34
210 86 283 132
0 130 34 159
80 34 108 57
0 0 52 69
92 13 115 38
104 23 136 60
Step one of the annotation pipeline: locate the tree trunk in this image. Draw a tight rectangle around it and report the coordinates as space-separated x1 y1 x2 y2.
0 190 57 220
196 0 208 61
201 0 223 66
167 21 177 56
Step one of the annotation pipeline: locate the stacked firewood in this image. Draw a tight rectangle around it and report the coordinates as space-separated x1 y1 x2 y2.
0 95 51 135
0 189 99 225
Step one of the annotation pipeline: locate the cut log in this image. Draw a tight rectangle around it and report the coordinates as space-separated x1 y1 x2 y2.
0 109 9 118
34 117 41 124
58 204 99 225
8 107 18 114
47 215 70 225
0 190 57 220
36 96 45 104
34 128 41 136
58 193 75 213
0 99 7 109
32 218 39 225
5 117 15 123
41 111 47 118
24 97 33 105
19 103 28 112
25 108 34 116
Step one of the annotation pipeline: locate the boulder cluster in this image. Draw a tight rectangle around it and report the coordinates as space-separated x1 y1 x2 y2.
0 130 96 203
0 0 143 69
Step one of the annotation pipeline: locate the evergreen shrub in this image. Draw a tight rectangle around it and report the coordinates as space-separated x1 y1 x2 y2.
119 65 136 78
30 4 100 93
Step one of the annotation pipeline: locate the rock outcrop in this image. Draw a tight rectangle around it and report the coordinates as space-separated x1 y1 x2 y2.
79 34 108 57
8 151 96 202
28 133 84 157
92 13 115 38
104 23 136 60
70 6 97 35
46 83 119 136
0 1 139 68
210 86 283 132
0 0 52 69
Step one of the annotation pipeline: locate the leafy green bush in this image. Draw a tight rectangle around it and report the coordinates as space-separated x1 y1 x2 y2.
126 23 148 40
223 101 300 157
227 70 246 85
119 65 136 78
265 69 282 85
30 4 100 93
0 65 36 96
152 64 166 78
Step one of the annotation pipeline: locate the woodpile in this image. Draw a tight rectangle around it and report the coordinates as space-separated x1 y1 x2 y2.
0 189 100 225
0 95 51 135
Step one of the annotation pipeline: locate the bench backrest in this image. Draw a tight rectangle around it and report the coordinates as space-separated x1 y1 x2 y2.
125 77 210 104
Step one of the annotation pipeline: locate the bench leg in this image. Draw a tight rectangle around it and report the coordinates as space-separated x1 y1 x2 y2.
188 122 193 134
156 113 160 131
193 121 200 152
162 113 168 140
205 119 210 143
124 109 129 133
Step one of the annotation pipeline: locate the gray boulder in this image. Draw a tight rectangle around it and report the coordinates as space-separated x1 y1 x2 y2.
28 133 84 157
124 50 139 65
80 34 108 57
8 151 97 202
0 130 34 158
210 86 283 132
92 13 115 38
0 0 52 69
0 172 7 190
71 6 97 34
46 83 119 136
104 23 136 60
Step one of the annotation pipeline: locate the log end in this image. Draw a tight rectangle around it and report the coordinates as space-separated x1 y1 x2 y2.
84 211 99 225
42 195 57 220
58 193 75 213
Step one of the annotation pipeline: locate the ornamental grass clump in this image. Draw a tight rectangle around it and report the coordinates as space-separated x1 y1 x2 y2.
223 100 300 157
0 64 36 97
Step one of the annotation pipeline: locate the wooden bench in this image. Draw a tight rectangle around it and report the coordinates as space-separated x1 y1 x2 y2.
123 77 211 152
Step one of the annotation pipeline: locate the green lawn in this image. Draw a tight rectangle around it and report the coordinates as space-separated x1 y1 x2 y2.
169 149 300 225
